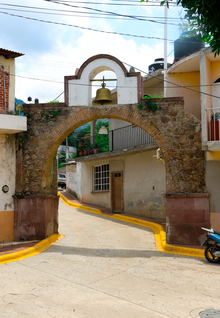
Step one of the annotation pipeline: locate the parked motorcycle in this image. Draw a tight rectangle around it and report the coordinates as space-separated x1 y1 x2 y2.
201 227 220 263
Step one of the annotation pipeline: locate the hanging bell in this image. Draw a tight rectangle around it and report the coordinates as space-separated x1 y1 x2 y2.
94 78 112 105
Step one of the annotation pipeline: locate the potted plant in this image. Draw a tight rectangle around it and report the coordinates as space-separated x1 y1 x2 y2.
93 144 99 154
78 143 84 156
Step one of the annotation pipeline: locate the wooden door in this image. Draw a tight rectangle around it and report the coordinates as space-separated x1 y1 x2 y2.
111 171 123 213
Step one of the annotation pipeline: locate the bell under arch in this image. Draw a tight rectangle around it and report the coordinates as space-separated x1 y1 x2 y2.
64 54 142 106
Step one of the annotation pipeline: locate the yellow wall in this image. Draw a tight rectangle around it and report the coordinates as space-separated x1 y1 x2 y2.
0 211 14 242
211 60 220 83
167 72 201 119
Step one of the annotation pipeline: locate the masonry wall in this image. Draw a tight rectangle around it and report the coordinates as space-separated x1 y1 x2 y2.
0 56 16 114
0 68 9 114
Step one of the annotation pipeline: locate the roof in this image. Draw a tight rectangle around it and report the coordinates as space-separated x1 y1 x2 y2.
0 48 24 59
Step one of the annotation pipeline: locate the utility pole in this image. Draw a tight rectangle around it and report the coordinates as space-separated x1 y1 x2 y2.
164 5 168 97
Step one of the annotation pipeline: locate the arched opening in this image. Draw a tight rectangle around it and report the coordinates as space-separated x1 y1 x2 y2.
43 108 165 220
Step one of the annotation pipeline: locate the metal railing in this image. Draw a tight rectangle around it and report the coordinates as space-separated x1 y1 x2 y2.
109 124 154 151
206 107 220 141
75 124 155 157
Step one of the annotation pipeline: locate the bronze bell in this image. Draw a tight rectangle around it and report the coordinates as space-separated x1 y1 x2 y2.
94 78 112 105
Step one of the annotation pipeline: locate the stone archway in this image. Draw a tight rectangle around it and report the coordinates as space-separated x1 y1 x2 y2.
14 97 209 245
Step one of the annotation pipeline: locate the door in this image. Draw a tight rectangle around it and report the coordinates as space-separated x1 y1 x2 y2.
111 171 123 213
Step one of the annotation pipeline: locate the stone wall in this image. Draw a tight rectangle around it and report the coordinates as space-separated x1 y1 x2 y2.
15 98 209 244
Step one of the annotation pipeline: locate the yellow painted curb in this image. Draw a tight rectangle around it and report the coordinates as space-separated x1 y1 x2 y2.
0 233 65 265
59 192 205 259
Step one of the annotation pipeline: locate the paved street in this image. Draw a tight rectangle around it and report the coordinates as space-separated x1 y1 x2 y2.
0 200 220 318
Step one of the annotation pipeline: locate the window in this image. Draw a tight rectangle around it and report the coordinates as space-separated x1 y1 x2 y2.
93 164 109 191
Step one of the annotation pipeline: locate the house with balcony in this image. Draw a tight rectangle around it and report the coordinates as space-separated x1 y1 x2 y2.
64 35 220 230
0 48 27 242
143 35 220 230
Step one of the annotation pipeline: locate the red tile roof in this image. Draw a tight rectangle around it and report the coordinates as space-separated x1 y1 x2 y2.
0 48 24 59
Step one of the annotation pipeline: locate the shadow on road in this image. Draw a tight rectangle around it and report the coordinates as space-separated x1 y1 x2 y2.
46 244 207 263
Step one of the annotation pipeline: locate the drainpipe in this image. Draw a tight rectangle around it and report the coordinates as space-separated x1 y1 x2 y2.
2 66 7 114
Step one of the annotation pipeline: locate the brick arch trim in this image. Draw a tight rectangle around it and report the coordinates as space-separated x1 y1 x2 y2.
64 54 142 105
76 54 129 79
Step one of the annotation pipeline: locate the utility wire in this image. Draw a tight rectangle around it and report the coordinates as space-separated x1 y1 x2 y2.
0 11 175 42
2 69 220 99
122 61 220 99
0 5 182 22
43 0 179 25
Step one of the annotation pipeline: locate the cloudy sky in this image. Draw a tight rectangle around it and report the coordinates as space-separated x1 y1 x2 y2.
0 0 186 103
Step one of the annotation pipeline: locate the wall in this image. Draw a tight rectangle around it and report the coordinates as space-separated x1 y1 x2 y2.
123 149 165 219
0 56 15 113
0 134 15 242
71 148 166 220
66 163 77 196
167 72 201 119
143 81 164 98
205 152 220 231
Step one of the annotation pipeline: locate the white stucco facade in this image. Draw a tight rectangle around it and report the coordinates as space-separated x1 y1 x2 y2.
67 57 139 106
66 148 166 220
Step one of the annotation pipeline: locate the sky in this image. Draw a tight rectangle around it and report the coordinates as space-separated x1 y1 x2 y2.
0 0 187 103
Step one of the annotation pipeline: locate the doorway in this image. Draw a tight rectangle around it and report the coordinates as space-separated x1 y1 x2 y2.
111 171 123 213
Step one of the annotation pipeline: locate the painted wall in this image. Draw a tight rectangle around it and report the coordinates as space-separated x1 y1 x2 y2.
66 164 77 195
167 72 201 119
0 134 15 242
0 56 15 113
143 81 164 98
205 151 220 231
68 58 138 106
123 150 165 219
67 148 166 220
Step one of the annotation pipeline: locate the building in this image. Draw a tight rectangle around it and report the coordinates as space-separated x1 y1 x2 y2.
0 48 27 242
65 34 220 232
144 44 220 230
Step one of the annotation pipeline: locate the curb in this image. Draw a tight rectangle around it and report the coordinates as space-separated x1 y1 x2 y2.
0 233 64 265
59 192 205 259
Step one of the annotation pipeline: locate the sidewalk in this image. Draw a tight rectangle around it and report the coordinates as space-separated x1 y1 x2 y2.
0 241 39 256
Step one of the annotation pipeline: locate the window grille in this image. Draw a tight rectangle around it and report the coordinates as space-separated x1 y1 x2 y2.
93 164 109 191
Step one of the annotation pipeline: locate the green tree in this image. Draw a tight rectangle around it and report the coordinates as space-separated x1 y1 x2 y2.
142 0 220 55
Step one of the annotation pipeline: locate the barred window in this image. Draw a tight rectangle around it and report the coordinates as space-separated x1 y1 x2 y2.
93 164 109 191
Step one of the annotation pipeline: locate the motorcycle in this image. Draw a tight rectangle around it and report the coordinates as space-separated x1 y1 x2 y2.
201 227 220 263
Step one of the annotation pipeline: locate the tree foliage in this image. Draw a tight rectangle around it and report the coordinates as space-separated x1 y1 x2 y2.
142 0 220 55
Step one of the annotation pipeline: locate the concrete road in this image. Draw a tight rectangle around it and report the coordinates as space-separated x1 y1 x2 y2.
0 200 220 318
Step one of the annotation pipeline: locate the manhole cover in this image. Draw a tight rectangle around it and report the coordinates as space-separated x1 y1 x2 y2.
200 309 220 318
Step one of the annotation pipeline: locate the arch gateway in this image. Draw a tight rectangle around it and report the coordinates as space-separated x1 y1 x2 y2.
14 54 209 245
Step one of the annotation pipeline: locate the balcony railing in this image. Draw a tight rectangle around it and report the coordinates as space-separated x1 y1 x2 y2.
75 124 155 157
206 107 220 141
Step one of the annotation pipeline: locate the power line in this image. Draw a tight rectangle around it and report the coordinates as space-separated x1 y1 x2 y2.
0 11 175 42
0 5 182 22
123 61 220 99
3 68 220 99
43 0 179 25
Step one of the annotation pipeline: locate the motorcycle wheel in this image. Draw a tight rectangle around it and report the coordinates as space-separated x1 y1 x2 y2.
204 246 220 263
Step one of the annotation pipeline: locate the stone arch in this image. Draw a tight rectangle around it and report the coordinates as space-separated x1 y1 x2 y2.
43 106 169 192
15 98 209 245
